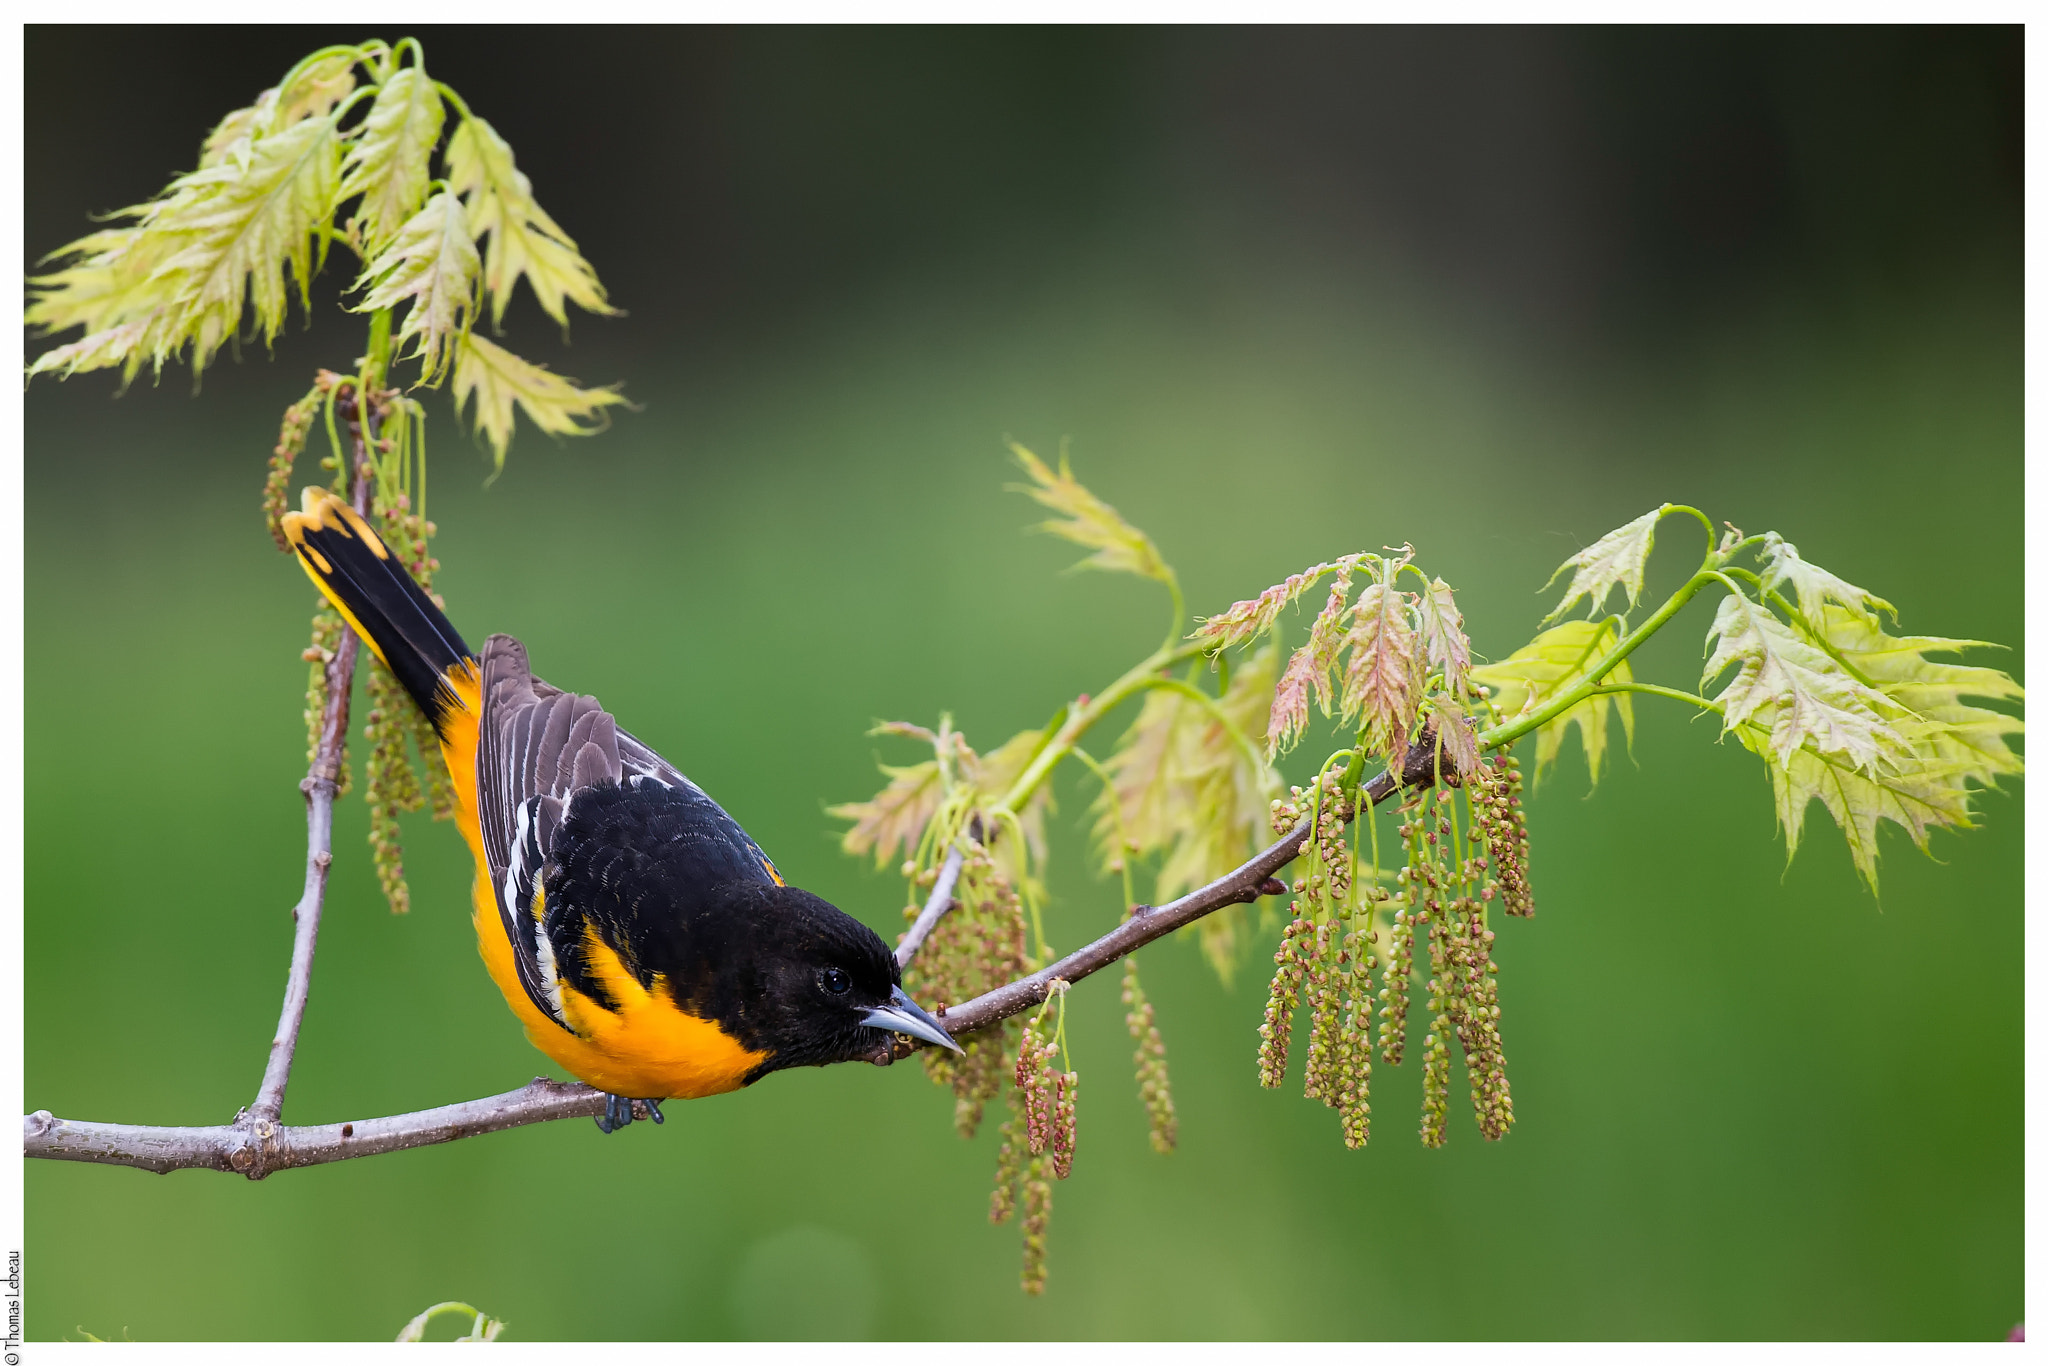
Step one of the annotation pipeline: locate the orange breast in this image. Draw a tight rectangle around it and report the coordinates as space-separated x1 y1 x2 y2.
440 664 769 1100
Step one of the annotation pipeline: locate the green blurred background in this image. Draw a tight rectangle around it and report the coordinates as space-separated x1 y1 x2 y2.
24 25 2021 1341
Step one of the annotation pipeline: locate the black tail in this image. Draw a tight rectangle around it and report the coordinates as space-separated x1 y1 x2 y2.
280 486 475 733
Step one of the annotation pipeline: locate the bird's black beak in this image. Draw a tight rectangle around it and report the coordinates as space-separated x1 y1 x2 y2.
861 985 963 1053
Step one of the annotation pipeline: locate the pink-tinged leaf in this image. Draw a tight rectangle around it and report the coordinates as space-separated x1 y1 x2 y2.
1342 581 1421 760
1416 575 1470 694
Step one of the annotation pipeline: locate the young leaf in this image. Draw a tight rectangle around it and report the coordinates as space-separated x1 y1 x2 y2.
1735 603 2023 894
1760 534 1895 632
451 332 627 471
1702 590 1911 773
829 759 943 870
1007 443 1173 585
1196 556 1356 653
444 115 616 326
353 189 479 384
1544 506 1665 623
1094 648 1276 981
198 52 356 169
1426 696 1480 779
1341 580 1421 760
1470 619 1635 787
1416 575 1471 694
1267 561 1359 756
340 66 446 254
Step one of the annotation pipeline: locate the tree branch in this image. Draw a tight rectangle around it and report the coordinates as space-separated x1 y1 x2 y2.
22 630 1449 1174
895 843 966 968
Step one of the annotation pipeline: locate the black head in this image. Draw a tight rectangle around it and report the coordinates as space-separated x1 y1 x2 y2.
668 882 960 1081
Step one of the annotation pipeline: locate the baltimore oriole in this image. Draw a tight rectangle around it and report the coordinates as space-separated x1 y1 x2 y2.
280 486 960 1132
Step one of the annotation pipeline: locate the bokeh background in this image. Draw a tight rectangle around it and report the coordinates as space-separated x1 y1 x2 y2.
24 25 2022 1341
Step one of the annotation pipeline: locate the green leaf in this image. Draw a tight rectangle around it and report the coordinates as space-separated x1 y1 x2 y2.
1544 506 1665 623
340 67 446 255
198 51 357 170
1737 603 2022 895
1702 590 1911 773
1340 578 1421 761
1760 533 1895 631
451 333 627 472
1470 619 1635 787
1007 443 1173 585
445 114 616 326
353 189 479 384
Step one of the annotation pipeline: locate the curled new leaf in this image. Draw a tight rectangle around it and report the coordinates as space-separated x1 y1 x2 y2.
1760 534 1894 632
1008 444 1174 585
1544 506 1665 624
1416 576 1471 695
1341 580 1421 761
445 114 615 327
451 332 627 472
340 66 447 255
1196 556 1357 654
353 190 479 384
1470 619 1635 787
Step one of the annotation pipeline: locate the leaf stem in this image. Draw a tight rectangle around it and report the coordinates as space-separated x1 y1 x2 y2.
996 640 1209 816
1480 569 1721 750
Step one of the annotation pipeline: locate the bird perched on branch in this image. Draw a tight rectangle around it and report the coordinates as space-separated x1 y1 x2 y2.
280 486 960 1132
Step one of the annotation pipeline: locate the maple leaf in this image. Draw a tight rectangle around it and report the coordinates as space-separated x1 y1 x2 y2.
829 758 944 870
1416 575 1471 694
1702 591 1911 773
451 333 627 473
353 190 479 384
1007 443 1173 585
445 115 616 327
1470 619 1635 787
340 67 447 255
1544 506 1665 623
1341 579 1421 760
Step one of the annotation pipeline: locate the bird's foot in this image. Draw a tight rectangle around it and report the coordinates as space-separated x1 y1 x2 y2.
594 1094 665 1133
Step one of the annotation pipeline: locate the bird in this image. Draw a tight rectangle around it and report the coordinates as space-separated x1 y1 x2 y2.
279 486 960 1133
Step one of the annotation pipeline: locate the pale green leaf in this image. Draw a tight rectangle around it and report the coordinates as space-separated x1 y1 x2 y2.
340 67 446 254
1266 561 1358 755
1733 603 2023 895
1702 590 1910 773
1544 506 1665 623
451 332 627 471
1470 619 1635 787
196 50 355 171
353 190 479 384
1760 533 1895 631
445 115 615 326
1007 443 1173 584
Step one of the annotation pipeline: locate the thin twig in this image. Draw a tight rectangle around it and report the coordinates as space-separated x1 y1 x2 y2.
21 738 1450 1176
249 384 375 1127
895 843 966 968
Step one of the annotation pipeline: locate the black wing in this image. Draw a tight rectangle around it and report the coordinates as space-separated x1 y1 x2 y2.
473 634 782 1028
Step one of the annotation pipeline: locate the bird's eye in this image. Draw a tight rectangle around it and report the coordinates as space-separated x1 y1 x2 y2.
821 967 852 995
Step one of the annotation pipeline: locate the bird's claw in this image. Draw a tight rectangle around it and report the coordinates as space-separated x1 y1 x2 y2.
594 1093 665 1133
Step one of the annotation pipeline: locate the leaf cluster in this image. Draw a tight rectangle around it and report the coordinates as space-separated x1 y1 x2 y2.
26 38 623 471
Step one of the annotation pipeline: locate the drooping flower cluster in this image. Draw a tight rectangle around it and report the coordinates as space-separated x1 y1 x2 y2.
1122 958 1177 1154
990 1001 1077 1295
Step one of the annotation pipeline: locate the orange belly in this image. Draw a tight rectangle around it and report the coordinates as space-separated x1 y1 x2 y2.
438 665 770 1100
